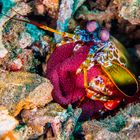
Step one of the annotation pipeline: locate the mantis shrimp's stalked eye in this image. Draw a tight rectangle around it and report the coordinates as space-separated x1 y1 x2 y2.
86 21 99 33
99 29 110 42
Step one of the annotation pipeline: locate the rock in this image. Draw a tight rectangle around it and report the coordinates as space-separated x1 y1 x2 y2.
0 70 53 116
82 103 140 140
115 0 140 25
0 106 18 136
35 0 59 18
0 106 18 140
21 104 82 139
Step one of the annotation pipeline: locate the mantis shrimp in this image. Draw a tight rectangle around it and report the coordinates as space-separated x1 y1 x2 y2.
2 10 139 114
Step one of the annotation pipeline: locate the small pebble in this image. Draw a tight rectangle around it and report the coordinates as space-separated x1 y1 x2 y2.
86 21 99 33
0 48 8 58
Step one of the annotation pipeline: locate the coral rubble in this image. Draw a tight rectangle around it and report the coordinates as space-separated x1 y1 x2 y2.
0 2 31 59
0 2 52 73
35 0 59 18
20 104 81 139
115 0 140 25
0 106 18 137
0 70 53 116
82 103 140 140
55 0 86 42
55 0 74 42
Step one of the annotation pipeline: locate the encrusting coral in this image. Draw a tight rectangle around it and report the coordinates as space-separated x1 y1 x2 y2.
55 0 86 42
19 104 82 139
0 106 18 139
55 0 74 42
0 1 31 59
0 70 53 116
76 0 140 26
115 0 140 25
82 103 140 140
76 1 118 25
0 1 52 73
35 0 59 18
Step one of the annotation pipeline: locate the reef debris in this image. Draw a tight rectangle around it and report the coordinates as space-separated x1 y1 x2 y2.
21 104 82 139
0 106 18 140
0 2 31 59
55 0 74 42
76 1 117 24
0 1 52 73
114 0 140 25
0 106 18 135
0 70 53 116
55 0 86 42
76 0 140 25
82 103 140 140
35 0 59 18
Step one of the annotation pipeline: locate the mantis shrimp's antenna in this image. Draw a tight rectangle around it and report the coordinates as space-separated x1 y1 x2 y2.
1 10 80 40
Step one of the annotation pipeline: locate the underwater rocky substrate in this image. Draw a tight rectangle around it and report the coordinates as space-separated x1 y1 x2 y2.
0 0 140 140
